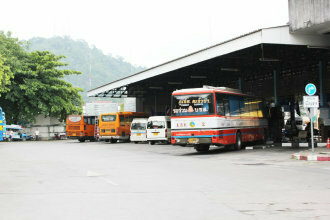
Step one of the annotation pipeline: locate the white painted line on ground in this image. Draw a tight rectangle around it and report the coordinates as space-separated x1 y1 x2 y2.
100 177 119 186
86 171 119 186
245 147 254 150
87 171 103 177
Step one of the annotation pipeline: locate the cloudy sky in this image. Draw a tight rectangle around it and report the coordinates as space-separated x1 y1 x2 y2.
0 0 288 67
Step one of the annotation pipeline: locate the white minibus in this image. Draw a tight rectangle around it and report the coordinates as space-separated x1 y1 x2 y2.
146 116 171 145
130 118 148 143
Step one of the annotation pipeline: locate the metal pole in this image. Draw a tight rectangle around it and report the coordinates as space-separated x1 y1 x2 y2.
311 114 314 154
273 70 277 105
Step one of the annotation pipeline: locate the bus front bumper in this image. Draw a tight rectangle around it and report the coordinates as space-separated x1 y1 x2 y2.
171 137 213 145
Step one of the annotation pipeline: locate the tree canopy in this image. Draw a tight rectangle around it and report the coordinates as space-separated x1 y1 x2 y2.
0 31 83 124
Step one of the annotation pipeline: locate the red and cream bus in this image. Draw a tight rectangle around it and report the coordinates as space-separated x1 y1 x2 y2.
171 86 268 152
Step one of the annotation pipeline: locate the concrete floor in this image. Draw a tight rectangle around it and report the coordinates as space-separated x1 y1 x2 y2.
0 140 330 220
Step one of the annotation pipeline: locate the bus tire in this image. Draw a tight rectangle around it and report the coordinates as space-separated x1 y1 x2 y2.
149 141 154 145
110 139 117 143
23 137 26 141
78 138 85 142
234 132 242 150
194 144 210 153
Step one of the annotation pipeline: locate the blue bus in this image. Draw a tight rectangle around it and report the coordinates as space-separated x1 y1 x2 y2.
0 107 6 141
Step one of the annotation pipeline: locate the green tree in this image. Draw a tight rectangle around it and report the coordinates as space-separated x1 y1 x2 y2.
0 54 13 94
0 31 26 96
0 32 83 124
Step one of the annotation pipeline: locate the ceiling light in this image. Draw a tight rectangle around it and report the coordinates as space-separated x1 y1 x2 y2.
148 86 163 90
307 45 330 49
168 82 183 85
259 58 280 62
190 76 207 79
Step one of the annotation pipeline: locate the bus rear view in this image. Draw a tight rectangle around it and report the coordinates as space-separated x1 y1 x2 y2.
66 115 99 142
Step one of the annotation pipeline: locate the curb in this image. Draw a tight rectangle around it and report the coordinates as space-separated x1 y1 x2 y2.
245 145 273 150
282 143 327 148
291 153 330 161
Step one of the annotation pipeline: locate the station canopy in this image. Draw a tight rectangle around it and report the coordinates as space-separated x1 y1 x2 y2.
88 25 330 101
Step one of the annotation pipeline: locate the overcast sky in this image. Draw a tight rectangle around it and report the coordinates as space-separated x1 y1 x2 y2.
0 0 288 67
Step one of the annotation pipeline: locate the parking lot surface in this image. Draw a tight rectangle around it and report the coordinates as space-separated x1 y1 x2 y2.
0 140 329 220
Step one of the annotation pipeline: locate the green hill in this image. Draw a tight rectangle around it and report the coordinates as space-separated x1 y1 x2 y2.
29 36 145 102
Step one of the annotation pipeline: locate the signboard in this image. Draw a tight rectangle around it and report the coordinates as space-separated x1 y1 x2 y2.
124 97 136 112
303 96 319 108
305 83 316 96
85 102 118 115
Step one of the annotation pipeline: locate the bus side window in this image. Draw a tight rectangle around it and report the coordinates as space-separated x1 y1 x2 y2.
239 97 245 117
91 117 95 125
119 115 125 126
216 93 230 116
224 96 230 116
126 117 130 126
244 98 252 117
216 93 225 116
257 98 265 118
229 95 240 116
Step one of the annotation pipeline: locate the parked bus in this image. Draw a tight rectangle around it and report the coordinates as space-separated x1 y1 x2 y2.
0 107 6 141
66 115 99 142
171 86 268 152
99 112 148 143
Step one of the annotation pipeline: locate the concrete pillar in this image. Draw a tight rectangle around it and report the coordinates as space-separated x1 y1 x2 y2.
238 77 242 90
154 95 157 115
319 61 324 107
273 70 278 106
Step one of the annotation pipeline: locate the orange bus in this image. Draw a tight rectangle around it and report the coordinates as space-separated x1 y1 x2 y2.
99 112 148 143
66 115 99 142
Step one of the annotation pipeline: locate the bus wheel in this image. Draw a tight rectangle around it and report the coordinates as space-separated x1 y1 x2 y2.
23 137 26 141
110 139 117 143
78 138 85 142
234 132 242 150
149 141 154 145
194 144 210 153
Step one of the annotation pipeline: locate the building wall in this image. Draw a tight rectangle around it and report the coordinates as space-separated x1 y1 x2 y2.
289 0 330 34
24 115 65 140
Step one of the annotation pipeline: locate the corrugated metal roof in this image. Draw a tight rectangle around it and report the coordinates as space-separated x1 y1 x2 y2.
88 28 265 93
88 25 330 97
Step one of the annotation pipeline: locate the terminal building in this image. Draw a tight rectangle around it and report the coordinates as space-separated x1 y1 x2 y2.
88 0 330 142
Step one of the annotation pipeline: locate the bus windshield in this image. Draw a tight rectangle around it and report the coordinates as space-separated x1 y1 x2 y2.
101 115 116 122
172 93 214 116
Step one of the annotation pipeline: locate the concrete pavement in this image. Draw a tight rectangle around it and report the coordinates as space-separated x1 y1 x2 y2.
0 140 330 220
